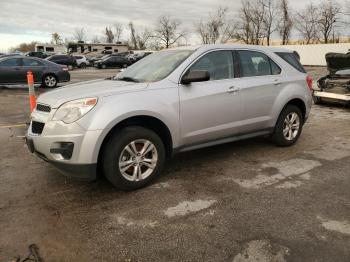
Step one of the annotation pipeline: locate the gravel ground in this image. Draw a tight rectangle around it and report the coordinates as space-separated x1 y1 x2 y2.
0 67 349 262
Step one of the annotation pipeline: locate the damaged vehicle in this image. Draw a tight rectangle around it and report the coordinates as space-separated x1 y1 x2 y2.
313 52 350 104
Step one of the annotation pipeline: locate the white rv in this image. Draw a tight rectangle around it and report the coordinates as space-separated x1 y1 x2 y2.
67 42 129 57
35 43 67 55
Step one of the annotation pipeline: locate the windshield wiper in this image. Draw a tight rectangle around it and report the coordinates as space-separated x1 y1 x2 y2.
115 76 140 82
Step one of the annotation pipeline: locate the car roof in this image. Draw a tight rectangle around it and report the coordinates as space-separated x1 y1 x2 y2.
169 44 293 53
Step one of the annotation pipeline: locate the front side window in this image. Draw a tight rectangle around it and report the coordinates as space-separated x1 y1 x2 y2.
23 58 43 66
238 50 280 77
187 51 234 81
116 50 193 82
0 58 21 67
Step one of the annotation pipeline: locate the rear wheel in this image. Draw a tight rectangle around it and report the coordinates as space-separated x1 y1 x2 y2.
42 74 57 88
80 63 87 69
272 105 303 147
102 126 165 191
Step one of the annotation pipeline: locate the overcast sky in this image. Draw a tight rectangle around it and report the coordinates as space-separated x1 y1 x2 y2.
0 0 345 52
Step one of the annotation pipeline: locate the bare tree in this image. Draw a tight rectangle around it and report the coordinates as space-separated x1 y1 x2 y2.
278 0 293 45
10 41 37 52
91 35 101 43
261 0 278 46
155 15 185 48
295 3 319 44
136 28 153 50
235 0 266 45
195 7 236 44
105 27 115 43
128 22 153 50
128 22 138 49
73 27 87 42
51 32 62 44
318 0 341 43
114 22 123 42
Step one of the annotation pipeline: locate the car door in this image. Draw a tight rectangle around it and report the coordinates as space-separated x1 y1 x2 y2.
22 58 45 83
179 50 243 146
0 58 22 84
233 50 283 133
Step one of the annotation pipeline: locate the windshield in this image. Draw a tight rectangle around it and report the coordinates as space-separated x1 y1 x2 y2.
115 50 193 82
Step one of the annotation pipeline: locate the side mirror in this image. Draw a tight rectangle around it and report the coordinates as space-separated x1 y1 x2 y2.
181 70 210 85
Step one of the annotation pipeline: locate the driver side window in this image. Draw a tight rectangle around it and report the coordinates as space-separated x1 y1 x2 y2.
188 51 234 81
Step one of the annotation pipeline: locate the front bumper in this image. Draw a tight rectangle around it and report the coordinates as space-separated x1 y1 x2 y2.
26 135 96 181
26 110 103 181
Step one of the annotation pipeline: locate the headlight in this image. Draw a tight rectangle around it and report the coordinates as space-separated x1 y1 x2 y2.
52 97 98 124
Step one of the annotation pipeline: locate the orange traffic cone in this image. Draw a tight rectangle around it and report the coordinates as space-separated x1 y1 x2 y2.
27 71 36 112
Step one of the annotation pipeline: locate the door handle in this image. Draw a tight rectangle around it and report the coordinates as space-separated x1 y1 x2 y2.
227 86 240 93
273 79 282 86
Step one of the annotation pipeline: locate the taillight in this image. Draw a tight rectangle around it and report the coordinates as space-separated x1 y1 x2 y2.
306 75 313 90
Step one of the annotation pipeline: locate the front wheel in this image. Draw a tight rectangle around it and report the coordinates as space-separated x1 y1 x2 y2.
102 126 166 191
272 105 303 147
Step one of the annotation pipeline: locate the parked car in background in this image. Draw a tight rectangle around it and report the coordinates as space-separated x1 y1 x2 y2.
46 55 77 70
26 44 312 190
25 51 49 59
73 55 89 68
95 55 131 69
128 51 154 64
0 56 70 88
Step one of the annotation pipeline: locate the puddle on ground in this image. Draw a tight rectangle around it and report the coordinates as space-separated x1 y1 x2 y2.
233 239 290 262
233 159 321 189
164 199 216 218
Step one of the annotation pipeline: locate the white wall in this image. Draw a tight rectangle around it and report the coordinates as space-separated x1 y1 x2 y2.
274 43 350 66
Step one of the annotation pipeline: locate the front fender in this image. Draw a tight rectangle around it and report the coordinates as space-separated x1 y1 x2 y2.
77 88 180 163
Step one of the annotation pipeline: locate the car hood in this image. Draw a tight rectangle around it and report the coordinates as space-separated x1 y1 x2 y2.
37 79 148 108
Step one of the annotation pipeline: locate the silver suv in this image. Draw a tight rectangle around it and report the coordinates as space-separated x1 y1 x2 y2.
26 45 313 190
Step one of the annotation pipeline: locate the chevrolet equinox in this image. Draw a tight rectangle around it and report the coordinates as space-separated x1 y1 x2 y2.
26 45 313 190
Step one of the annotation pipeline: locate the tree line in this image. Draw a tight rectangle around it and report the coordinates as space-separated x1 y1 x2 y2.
10 0 350 52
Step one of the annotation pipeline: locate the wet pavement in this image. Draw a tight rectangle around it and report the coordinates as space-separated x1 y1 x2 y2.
0 67 349 262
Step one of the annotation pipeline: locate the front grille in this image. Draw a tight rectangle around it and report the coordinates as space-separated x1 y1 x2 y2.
31 121 45 134
36 103 51 113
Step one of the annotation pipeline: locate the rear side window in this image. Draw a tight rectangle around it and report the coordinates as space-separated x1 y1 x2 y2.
275 52 306 73
189 50 234 80
237 50 281 77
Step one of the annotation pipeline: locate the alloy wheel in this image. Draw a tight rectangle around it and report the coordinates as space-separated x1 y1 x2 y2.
283 112 300 141
44 76 57 87
118 139 158 182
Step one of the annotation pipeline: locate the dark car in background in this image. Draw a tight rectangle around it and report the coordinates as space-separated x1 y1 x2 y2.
25 51 49 59
46 55 77 70
0 56 70 88
95 55 131 69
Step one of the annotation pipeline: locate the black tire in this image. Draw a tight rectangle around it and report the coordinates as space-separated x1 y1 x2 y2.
80 63 87 69
101 64 107 69
272 105 303 147
312 93 322 105
102 126 166 191
42 74 58 88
